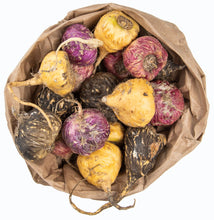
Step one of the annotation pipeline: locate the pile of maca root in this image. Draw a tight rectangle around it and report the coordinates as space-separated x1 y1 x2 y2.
7 10 186 215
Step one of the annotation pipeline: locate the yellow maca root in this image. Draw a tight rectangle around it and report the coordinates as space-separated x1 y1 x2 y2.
8 51 75 96
94 10 139 71
77 141 122 193
102 78 155 127
39 51 75 96
94 10 139 53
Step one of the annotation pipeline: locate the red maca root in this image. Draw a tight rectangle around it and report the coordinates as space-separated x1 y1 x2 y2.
103 51 129 79
151 80 185 126
123 36 168 81
52 139 73 160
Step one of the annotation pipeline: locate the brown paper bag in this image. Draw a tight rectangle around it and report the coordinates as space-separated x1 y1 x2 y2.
4 3 209 201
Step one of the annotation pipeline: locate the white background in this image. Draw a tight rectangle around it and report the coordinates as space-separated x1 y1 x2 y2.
1 0 213 219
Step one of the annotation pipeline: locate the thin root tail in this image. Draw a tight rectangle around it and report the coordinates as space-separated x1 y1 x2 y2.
7 79 54 131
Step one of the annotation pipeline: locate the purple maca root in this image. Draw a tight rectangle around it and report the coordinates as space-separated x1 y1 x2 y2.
62 24 98 66
62 108 110 155
151 80 185 126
